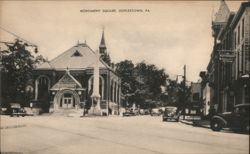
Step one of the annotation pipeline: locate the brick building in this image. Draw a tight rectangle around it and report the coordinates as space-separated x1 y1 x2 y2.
31 32 121 115
203 0 250 113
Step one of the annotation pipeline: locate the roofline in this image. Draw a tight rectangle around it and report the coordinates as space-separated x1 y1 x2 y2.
50 43 92 64
230 2 250 29
50 70 83 90
217 13 235 40
83 43 117 74
35 67 112 73
35 61 55 70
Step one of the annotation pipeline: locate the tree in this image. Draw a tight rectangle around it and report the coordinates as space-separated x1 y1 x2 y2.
166 78 191 112
115 60 169 109
134 61 168 108
165 79 179 105
1 39 45 107
115 60 137 94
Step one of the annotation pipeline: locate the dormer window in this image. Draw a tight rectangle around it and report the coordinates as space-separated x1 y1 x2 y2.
72 50 82 57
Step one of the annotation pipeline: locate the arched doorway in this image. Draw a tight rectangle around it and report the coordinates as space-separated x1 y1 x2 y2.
54 89 80 110
60 92 75 108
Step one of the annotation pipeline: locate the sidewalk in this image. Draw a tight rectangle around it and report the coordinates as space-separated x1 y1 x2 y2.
0 115 26 129
180 119 210 129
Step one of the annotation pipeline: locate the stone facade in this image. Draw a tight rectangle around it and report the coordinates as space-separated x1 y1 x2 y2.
31 33 121 115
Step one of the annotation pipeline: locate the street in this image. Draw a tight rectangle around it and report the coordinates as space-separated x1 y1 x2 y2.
1 115 249 154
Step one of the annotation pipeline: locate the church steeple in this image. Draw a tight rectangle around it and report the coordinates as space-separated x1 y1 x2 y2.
99 29 107 55
98 29 111 66
212 0 230 40
214 0 230 24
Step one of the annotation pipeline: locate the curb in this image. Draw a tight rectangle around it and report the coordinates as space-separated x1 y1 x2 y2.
180 120 193 126
180 120 210 129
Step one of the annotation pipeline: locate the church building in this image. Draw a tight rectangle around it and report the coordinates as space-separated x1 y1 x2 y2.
32 31 121 116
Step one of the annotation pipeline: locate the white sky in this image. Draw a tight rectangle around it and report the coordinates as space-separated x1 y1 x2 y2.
0 1 244 82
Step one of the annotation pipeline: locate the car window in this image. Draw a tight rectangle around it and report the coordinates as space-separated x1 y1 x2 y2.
165 108 177 113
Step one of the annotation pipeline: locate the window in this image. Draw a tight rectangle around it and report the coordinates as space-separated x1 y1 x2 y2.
234 32 236 49
72 50 82 57
245 86 250 104
238 26 240 45
242 18 244 39
192 93 200 101
237 51 240 77
242 44 244 74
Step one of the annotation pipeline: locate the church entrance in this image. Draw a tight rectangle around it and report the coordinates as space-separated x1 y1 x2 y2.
61 93 75 108
53 89 81 110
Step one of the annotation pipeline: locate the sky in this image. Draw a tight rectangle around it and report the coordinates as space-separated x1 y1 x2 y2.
0 0 245 82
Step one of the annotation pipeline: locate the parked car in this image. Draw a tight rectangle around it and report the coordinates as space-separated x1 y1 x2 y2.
123 109 136 117
210 104 249 132
10 103 27 117
163 106 180 122
139 109 145 115
144 109 150 115
151 108 161 116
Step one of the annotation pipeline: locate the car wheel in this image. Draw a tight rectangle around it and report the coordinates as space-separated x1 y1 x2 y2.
211 120 222 131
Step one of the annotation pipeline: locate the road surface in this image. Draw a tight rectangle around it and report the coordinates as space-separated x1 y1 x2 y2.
1 115 249 154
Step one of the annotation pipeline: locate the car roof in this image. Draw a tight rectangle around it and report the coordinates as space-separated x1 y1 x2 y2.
165 106 177 109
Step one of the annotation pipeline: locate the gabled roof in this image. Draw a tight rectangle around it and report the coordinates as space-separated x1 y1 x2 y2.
214 0 231 24
36 61 54 70
230 2 250 29
37 42 110 70
50 70 83 90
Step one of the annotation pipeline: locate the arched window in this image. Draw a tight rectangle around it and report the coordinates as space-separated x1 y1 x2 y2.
114 82 117 103
35 75 50 100
111 80 113 102
35 75 51 112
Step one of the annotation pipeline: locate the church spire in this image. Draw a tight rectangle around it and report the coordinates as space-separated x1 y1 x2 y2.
212 0 230 40
214 0 230 24
99 28 107 54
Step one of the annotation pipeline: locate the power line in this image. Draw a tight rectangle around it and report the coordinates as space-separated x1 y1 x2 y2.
0 26 37 47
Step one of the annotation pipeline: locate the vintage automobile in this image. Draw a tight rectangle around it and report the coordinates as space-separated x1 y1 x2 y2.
122 108 136 117
162 106 180 122
210 104 249 132
10 103 27 117
123 111 136 117
151 108 161 116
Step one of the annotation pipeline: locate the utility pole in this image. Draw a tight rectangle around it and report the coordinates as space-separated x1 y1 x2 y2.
183 65 186 120
184 65 186 87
